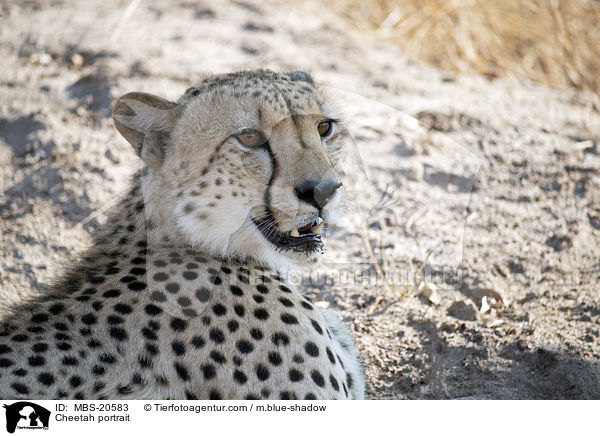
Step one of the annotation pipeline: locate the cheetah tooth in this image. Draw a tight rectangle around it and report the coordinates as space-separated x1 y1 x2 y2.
311 222 324 234
290 228 300 237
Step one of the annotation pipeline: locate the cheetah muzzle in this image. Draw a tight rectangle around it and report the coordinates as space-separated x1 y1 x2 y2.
0 69 365 400
252 212 325 253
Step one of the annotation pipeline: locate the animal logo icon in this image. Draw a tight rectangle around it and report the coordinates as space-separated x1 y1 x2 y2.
2 402 50 433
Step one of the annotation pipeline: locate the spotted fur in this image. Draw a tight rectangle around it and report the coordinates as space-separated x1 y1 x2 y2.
0 70 365 400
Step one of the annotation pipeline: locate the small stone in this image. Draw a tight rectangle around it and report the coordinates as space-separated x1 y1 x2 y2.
71 53 84 68
417 281 440 305
29 52 52 65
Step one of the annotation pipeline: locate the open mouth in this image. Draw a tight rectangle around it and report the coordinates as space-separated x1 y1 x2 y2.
252 210 325 253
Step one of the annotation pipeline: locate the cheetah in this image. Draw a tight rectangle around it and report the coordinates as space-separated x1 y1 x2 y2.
0 70 365 400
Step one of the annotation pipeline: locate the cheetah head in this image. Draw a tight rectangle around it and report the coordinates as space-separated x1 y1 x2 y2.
113 70 346 269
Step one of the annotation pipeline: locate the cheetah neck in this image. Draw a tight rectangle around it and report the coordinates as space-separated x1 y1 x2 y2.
79 169 301 279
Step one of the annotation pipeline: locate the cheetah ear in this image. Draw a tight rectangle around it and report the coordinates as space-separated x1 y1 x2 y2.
287 71 313 84
113 92 183 167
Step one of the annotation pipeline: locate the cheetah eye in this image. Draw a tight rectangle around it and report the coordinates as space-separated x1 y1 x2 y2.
317 120 333 137
235 130 265 148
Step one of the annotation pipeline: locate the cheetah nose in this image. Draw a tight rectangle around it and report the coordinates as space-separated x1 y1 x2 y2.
295 179 342 210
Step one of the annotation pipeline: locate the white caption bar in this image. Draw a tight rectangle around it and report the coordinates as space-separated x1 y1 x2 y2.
0 400 596 436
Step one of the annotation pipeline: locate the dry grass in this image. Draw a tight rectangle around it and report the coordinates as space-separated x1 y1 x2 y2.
331 0 600 94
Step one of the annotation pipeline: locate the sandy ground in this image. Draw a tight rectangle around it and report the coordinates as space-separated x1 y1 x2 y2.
1 0 599 399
